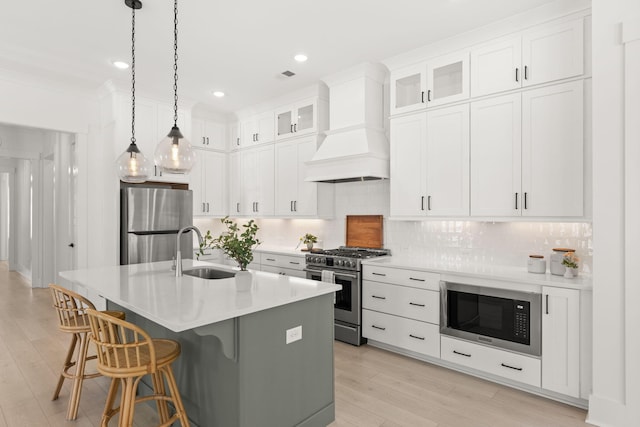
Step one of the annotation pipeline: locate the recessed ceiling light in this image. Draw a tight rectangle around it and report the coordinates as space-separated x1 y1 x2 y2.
294 54 308 63
212 91 225 98
112 60 129 69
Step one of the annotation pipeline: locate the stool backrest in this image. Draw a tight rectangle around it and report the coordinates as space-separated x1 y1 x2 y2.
49 284 96 332
86 308 157 374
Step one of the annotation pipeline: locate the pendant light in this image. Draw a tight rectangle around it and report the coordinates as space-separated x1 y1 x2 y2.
116 0 150 183
154 0 195 174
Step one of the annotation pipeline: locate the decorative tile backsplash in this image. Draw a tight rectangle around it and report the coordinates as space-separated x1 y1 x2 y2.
196 180 593 273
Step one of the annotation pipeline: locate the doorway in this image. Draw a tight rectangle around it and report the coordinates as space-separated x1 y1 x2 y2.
0 123 76 287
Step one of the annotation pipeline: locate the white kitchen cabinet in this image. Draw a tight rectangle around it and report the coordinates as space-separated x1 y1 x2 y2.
426 51 470 107
470 18 584 97
260 252 305 278
425 104 470 216
390 104 469 218
542 286 580 398
521 18 584 87
390 52 469 115
191 150 226 217
241 145 274 216
470 36 522 97
228 151 242 216
275 98 318 140
470 81 583 218
441 336 542 388
470 93 522 217
241 111 275 147
390 113 427 217
521 81 583 217
229 121 241 150
192 118 226 151
274 137 334 218
390 63 427 116
362 265 441 358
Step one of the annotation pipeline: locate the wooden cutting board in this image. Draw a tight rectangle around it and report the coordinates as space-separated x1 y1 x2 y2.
346 215 383 249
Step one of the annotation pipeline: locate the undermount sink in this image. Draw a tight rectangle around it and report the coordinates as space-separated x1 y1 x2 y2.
183 267 236 280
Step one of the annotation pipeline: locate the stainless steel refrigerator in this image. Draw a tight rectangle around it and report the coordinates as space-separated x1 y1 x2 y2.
120 187 193 265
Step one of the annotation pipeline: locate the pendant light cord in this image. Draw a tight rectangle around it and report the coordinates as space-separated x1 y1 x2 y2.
173 0 179 127
130 3 136 145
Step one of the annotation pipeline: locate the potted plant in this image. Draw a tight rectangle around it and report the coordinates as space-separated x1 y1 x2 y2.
199 217 260 290
561 251 580 278
300 233 318 251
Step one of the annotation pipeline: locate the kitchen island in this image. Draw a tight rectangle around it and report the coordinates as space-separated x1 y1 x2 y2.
58 260 341 427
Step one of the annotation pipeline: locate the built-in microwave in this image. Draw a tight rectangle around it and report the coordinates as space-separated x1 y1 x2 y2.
440 282 542 357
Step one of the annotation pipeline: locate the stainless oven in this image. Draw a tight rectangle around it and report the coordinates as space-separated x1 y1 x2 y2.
440 281 542 356
305 267 363 345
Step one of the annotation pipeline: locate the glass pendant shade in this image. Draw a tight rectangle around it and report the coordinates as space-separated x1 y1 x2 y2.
117 142 150 183
154 126 195 174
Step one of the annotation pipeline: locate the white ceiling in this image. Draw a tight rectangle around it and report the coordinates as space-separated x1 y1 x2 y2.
1 0 558 114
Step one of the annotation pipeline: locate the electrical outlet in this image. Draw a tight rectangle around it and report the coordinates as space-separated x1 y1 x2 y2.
286 325 302 344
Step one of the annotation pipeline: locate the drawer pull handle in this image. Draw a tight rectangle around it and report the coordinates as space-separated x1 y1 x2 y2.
453 350 471 358
289 262 300 265
265 258 276 262
409 334 425 341
501 363 523 371
371 325 386 331
372 272 386 276
409 302 425 307
371 295 386 300
409 277 425 282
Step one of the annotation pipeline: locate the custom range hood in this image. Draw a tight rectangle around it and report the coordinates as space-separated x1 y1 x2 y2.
305 63 389 183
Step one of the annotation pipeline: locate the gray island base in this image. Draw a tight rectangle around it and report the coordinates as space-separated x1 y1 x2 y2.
110 293 335 427
58 261 340 427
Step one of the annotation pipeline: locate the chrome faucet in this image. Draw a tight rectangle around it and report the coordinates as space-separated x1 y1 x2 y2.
176 226 204 277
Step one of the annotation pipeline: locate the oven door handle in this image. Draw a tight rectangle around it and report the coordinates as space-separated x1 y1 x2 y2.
303 269 359 280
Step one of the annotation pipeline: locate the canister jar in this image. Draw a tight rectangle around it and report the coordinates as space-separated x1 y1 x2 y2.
550 248 575 276
527 255 546 274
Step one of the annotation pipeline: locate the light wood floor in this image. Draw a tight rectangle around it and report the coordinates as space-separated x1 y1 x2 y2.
0 261 592 426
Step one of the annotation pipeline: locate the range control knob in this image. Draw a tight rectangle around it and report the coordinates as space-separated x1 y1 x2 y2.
338 259 345 267
348 261 356 268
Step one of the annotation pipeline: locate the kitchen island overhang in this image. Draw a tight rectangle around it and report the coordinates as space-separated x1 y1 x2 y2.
58 260 341 427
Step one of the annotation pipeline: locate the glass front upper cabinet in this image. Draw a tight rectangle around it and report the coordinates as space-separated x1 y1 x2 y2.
275 98 317 140
390 51 469 115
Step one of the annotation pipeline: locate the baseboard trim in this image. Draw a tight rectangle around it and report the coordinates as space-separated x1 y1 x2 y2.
587 394 627 427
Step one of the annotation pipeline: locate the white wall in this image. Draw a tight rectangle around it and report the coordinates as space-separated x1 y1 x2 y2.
589 1 640 426
13 158 31 279
0 173 9 261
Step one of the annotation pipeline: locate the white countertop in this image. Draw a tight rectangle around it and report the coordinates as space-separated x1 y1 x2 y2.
58 260 341 333
362 256 592 290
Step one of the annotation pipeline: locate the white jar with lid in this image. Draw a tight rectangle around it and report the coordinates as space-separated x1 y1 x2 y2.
550 248 575 275
527 255 546 274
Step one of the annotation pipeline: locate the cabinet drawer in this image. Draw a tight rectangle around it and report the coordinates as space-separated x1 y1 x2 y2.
261 265 306 278
363 310 440 358
260 253 305 271
363 281 439 324
441 336 541 387
363 266 440 291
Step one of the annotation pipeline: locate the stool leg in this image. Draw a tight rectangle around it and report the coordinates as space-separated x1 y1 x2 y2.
119 377 137 427
52 333 78 401
162 365 189 426
66 331 89 420
101 378 119 427
151 371 170 423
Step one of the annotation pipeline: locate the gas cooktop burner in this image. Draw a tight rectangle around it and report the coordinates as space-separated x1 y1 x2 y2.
319 247 390 259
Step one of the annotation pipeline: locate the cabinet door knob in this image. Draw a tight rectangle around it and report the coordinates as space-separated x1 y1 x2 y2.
515 192 519 210
524 192 528 209
421 91 425 103
427 90 432 102
206 137 210 145
421 196 425 211
427 195 432 211
202 136 206 145
236 202 240 213
524 65 529 80
206 202 210 213
294 123 297 133
515 68 519 82
202 202 206 212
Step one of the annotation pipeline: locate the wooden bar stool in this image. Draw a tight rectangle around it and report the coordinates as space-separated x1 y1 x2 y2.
49 283 126 420
86 308 190 427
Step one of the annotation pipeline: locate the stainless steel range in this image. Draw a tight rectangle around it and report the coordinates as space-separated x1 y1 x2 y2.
305 247 390 345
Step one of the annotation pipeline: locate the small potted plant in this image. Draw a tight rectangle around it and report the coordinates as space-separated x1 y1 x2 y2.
199 217 260 290
561 252 580 278
300 233 318 251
